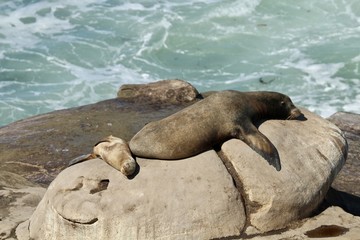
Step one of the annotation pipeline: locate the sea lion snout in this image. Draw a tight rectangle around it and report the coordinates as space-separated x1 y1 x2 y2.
120 158 137 176
289 107 302 120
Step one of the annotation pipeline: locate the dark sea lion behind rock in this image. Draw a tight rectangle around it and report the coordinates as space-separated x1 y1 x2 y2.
130 90 302 171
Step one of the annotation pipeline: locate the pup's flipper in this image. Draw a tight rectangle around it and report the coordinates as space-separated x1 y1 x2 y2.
68 153 97 167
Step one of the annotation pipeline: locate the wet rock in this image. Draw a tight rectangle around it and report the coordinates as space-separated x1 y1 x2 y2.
220 108 347 234
118 79 201 104
304 224 349 238
0 98 192 186
27 151 245 239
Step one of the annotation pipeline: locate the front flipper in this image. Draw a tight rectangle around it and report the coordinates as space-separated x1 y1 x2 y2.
235 126 281 171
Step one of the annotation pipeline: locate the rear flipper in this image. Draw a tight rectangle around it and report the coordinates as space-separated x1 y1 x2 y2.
68 153 97 167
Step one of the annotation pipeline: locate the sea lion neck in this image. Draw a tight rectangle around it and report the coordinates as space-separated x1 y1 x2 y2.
245 93 273 120
245 91 291 121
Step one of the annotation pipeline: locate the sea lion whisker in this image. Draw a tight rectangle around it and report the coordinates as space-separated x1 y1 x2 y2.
287 110 302 120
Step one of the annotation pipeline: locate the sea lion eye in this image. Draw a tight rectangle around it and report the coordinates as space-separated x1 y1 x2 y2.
280 101 285 106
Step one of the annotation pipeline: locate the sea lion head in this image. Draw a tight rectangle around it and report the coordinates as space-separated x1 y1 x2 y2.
94 135 137 176
256 92 302 120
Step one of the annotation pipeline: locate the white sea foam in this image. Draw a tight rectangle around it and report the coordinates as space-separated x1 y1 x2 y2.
0 0 360 126
0 2 68 50
284 54 347 91
207 0 262 18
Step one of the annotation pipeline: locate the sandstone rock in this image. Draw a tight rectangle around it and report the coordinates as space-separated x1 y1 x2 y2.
249 206 360 240
0 81 352 239
27 151 245 239
0 171 46 239
328 112 360 197
0 81 197 238
220 108 347 234
25 107 348 239
118 79 200 104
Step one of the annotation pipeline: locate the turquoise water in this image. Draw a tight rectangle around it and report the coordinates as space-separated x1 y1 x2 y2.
1 0 359 126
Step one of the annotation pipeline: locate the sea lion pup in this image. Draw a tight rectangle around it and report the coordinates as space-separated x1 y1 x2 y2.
68 136 136 176
130 90 302 171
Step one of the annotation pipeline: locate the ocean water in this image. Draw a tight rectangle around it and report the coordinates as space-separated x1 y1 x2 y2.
0 0 359 127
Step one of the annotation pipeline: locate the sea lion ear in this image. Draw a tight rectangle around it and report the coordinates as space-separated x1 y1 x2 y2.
241 130 281 171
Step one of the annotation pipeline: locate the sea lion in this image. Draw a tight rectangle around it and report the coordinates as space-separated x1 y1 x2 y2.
69 135 136 176
130 90 302 171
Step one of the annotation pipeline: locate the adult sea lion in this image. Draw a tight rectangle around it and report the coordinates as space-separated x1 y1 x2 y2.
130 90 302 171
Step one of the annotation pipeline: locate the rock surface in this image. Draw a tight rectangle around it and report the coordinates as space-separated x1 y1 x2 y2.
249 206 360 240
22 108 347 239
26 151 245 240
325 111 360 217
0 98 192 187
220 108 347 234
0 80 358 239
0 80 199 239
328 112 360 197
0 171 46 239
118 79 200 104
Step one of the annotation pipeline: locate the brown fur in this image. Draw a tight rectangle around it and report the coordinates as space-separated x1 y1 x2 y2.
129 90 302 171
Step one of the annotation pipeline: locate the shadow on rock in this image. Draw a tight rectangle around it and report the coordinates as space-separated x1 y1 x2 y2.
323 187 360 216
